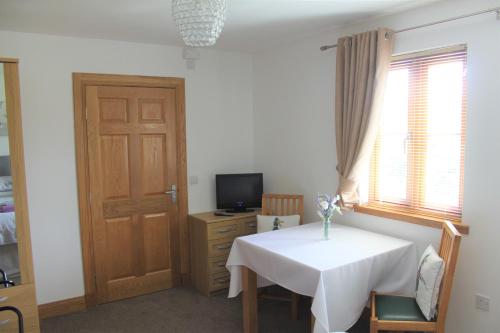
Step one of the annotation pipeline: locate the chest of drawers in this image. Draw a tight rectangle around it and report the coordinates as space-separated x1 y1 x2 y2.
189 211 259 296
0 284 39 333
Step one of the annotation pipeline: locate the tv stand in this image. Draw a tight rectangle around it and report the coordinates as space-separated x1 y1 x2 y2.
225 208 255 213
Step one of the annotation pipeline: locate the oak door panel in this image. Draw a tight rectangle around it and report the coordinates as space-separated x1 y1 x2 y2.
86 85 180 303
104 216 134 280
139 99 165 123
101 135 130 199
143 212 171 273
99 98 129 123
141 134 167 196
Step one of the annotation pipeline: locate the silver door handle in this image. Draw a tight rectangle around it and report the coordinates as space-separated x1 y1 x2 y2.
165 185 177 203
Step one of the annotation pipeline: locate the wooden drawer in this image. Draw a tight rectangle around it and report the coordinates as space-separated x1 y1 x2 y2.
208 238 233 258
243 220 257 235
207 220 239 241
208 256 228 275
0 284 39 333
209 271 230 292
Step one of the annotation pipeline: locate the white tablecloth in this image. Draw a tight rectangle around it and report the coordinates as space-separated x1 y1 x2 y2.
227 222 417 333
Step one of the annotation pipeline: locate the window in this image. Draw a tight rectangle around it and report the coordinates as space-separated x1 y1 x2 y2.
360 45 467 224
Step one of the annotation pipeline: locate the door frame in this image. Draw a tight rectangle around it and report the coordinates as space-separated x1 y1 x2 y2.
73 73 189 306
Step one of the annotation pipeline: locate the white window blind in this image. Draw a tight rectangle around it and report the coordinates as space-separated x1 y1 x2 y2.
366 46 467 220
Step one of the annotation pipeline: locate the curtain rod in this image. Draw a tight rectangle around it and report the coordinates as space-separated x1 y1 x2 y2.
320 7 500 51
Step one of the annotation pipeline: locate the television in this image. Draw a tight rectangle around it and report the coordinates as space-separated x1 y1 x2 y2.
216 173 263 212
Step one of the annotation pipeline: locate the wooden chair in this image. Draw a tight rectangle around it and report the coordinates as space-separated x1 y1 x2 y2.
261 193 304 224
259 193 304 320
370 221 462 333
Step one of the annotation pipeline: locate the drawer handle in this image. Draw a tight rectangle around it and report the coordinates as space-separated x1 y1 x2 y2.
215 262 226 267
215 278 229 284
247 223 256 227
0 296 8 302
0 319 10 326
215 244 231 250
216 227 234 233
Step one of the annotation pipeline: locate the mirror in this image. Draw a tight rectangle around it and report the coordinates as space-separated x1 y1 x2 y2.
0 63 20 287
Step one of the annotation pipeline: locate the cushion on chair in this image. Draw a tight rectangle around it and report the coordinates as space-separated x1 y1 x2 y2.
375 295 429 322
257 215 300 233
416 245 445 320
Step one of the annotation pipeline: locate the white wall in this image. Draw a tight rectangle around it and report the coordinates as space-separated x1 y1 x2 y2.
254 1 500 332
0 31 255 304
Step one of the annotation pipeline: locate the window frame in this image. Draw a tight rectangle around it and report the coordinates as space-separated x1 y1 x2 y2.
356 45 469 235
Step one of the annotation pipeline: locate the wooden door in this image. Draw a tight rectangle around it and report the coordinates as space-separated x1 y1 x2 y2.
86 85 181 303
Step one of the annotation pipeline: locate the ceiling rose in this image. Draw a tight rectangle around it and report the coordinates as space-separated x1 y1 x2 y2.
172 0 227 47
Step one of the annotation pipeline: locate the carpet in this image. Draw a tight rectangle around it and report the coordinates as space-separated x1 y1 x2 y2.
41 287 369 333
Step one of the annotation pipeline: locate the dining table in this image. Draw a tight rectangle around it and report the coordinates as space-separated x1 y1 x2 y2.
226 222 418 333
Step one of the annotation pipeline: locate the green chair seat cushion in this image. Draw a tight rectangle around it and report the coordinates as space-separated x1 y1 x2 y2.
375 294 431 322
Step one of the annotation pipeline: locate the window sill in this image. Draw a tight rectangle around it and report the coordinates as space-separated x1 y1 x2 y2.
353 204 469 235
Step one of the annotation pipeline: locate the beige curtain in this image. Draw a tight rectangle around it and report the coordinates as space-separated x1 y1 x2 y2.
335 28 394 207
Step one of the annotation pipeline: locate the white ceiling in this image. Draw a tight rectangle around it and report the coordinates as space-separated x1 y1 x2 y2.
0 0 441 53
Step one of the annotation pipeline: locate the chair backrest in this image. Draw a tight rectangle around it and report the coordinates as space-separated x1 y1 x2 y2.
436 221 462 331
261 194 304 225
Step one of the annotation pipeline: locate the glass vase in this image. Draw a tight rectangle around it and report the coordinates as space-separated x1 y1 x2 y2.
323 217 331 240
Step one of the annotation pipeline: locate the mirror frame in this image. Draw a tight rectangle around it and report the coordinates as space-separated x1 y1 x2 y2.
0 58 35 285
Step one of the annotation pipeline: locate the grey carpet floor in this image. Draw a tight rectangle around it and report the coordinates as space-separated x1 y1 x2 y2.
41 287 369 333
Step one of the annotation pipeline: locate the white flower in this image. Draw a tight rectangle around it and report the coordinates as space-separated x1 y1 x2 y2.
320 201 329 210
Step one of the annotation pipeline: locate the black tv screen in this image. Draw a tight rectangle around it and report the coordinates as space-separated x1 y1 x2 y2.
216 173 263 211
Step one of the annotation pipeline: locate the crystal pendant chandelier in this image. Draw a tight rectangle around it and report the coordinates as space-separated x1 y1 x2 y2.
172 0 227 47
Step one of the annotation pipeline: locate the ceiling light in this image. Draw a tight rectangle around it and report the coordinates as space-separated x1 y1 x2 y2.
172 0 227 47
